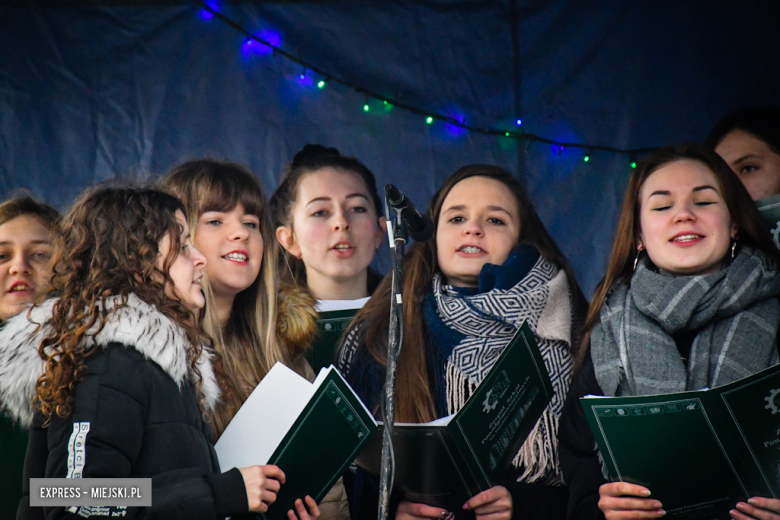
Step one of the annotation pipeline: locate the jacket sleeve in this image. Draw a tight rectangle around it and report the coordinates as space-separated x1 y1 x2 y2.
317 476 351 520
40 347 247 520
558 353 607 520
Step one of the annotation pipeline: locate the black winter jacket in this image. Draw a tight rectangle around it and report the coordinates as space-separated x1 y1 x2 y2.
0 295 248 520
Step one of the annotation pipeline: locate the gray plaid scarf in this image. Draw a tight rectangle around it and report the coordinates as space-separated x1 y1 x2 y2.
592 247 780 397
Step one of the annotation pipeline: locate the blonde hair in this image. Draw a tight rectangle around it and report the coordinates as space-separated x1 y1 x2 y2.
162 160 293 435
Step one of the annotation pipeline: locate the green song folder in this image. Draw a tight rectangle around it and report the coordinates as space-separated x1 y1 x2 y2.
215 363 377 520
581 363 780 520
356 322 554 509
309 308 360 374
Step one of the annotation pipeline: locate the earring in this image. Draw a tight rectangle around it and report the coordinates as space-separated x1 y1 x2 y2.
730 239 737 262
633 245 644 272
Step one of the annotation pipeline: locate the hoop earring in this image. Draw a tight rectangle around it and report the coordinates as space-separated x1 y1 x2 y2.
633 246 644 272
730 239 737 262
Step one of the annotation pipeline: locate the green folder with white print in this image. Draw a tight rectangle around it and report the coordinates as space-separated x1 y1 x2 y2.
355 321 554 510
581 363 780 520
756 194 780 248
215 363 377 520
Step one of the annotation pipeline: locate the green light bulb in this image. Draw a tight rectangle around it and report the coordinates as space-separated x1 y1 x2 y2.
383 100 388 105
426 116 433 124
505 132 510 137
364 104 369 112
317 80 325 88
631 162 637 169
584 155 590 162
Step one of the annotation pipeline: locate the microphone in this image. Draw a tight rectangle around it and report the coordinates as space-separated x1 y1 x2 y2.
385 184 434 242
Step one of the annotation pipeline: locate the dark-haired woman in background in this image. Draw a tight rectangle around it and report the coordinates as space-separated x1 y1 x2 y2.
559 143 780 520
338 165 588 520
0 196 59 517
706 107 780 201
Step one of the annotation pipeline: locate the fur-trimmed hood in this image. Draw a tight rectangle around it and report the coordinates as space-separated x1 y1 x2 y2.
276 282 318 359
0 294 220 428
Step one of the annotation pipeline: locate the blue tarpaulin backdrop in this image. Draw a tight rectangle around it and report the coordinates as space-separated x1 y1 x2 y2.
1 1 779 294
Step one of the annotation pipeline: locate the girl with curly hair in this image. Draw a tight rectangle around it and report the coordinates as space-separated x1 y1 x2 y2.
0 186 317 519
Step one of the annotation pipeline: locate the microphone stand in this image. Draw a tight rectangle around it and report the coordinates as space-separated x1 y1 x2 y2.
377 188 409 520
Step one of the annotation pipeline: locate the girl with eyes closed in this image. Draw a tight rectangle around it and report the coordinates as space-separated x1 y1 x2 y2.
162 160 338 520
337 164 588 520
558 143 780 520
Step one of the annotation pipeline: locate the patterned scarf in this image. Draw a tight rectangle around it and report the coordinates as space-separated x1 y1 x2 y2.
425 250 574 484
592 247 780 397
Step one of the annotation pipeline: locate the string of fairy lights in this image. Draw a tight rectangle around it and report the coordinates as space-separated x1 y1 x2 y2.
198 1 657 167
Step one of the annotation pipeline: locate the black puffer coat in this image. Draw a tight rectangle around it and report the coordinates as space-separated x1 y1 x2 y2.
0 295 248 520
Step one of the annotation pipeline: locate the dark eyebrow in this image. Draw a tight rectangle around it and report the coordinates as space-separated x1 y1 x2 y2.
486 205 513 216
647 190 670 198
733 153 763 164
442 204 513 217
648 185 718 198
305 193 369 207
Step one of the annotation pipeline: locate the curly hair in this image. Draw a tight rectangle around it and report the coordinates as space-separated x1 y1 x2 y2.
35 186 215 421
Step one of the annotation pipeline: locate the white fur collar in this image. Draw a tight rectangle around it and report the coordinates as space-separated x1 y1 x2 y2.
0 294 220 428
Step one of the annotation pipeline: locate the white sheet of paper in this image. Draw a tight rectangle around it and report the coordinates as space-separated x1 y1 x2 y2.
378 413 454 427
315 297 370 313
215 362 315 471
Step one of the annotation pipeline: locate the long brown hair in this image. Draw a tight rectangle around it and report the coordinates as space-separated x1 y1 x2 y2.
350 164 588 423
577 143 780 370
162 159 301 435
269 144 383 288
35 187 211 421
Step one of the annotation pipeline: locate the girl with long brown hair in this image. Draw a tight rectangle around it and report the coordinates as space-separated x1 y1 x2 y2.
270 144 385 380
162 159 342 519
0 186 312 519
558 143 780 520
271 144 385 302
337 164 588 520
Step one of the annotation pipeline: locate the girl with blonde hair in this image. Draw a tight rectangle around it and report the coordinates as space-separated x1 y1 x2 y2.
163 159 346 519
